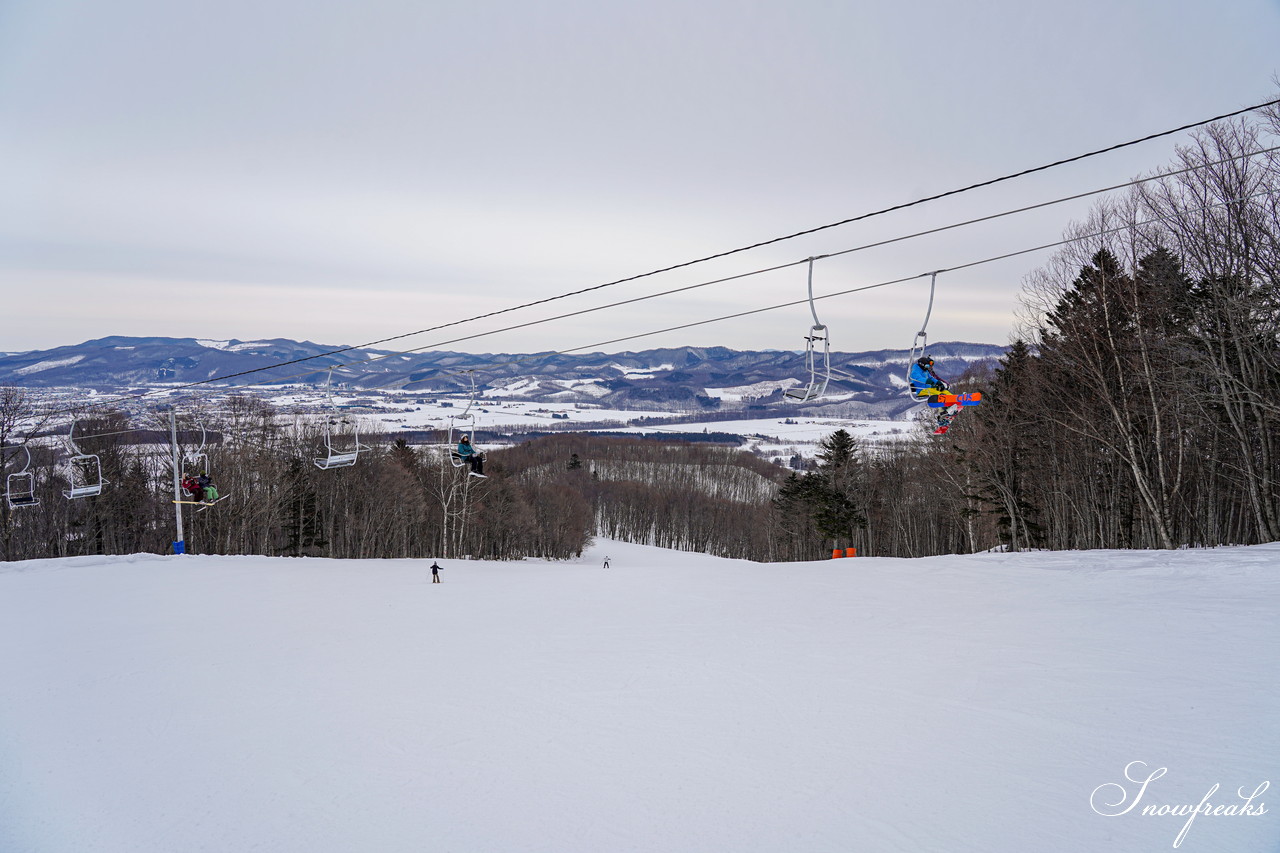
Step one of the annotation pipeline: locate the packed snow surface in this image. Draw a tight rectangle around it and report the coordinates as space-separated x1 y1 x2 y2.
1 541 1275 852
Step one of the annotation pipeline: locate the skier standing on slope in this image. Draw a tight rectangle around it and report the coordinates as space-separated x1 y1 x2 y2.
431 562 443 583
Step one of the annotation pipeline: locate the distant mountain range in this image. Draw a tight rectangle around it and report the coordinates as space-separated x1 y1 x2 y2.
0 336 1007 419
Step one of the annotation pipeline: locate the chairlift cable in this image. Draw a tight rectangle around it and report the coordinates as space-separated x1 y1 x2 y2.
38 180 1280 434
550 187 1279 358
33 119 1280 420
321 186 1279 382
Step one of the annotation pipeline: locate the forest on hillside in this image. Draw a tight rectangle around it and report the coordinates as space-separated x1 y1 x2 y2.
2 106 1279 562
778 107 1280 556
0 402 792 563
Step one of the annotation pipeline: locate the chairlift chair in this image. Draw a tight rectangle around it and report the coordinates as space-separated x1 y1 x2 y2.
314 369 370 470
63 419 107 499
315 431 368 470
446 415 476 468
4 444 39 509
904 271 941 400
784 258 833 403
443 371 479 468
784 325 832 402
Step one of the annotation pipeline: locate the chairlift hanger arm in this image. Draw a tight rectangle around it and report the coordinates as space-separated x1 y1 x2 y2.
916 270 943 339
905 270 948 401
804 257 822 328
784 258 833 403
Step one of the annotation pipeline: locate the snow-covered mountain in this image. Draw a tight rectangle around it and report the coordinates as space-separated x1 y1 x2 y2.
2 539 1275 852
0 337 1006 417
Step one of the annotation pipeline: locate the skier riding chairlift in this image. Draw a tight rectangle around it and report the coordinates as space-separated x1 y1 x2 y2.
181 471 220 504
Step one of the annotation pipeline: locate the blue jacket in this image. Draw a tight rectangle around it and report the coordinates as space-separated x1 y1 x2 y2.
457 440 475 459
909 363 945 395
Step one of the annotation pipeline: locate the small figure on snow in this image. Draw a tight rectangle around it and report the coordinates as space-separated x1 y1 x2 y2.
602 556 611 569
909 356 958 433
431 561 443 583
457 435 486 478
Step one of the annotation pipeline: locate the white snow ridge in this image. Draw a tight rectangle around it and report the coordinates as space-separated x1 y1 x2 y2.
0 540 1275 852
12 355 85 375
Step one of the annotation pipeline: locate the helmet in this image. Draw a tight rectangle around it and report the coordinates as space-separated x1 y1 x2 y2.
917 356 934 367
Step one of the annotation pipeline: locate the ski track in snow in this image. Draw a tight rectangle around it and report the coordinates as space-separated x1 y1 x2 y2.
0 542 1276 853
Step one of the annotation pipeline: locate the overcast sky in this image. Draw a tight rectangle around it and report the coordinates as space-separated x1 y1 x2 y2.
2 0 1278 359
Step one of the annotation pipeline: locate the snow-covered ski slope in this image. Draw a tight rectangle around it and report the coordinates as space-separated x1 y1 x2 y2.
1 541 1275 853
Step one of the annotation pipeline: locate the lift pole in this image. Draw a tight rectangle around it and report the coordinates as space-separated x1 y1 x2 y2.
168 407 186 555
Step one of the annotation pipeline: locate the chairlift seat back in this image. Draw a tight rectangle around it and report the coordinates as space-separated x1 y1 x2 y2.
64 454 106 499
185 451 209 474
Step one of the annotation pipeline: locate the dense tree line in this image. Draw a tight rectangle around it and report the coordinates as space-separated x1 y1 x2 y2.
963 109 1280 549
493 434 786 559
0 402 790 562
0 396 594 562
779 105 1280 555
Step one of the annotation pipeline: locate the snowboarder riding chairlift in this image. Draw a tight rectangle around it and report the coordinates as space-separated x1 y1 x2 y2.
909 356 958 432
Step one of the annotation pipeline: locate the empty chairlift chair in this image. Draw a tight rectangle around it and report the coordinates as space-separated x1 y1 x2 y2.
314 370 370 470
63 420 107 499
784 258 833 403
315 426 368 469
785 324 831 402
4 444 39 509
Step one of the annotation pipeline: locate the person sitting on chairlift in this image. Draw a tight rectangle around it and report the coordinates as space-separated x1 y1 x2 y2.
196 472 219 502
182 474 205 502
456 435 486 478
909 355 948 399
909 356 956 430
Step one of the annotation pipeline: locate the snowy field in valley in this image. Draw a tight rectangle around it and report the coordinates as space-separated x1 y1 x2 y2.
315 390 916 458
20 385 913 461
1 540 1275 852
606 412 911 445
